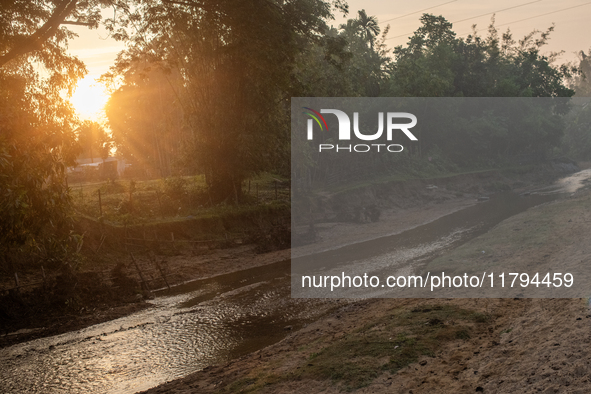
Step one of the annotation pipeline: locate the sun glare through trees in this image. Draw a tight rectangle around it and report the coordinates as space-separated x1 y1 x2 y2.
69 75 109 120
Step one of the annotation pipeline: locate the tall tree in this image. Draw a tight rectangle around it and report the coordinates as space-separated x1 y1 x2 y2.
105 0 342 202
383 14 577 164
0 0 106 68
0 1 105 270
104 63 184 178
356 9 380 49
386 14 576 98
77 120 112 163
567 49 591 97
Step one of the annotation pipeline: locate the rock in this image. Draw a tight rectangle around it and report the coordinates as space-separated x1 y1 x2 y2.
551 157 579 174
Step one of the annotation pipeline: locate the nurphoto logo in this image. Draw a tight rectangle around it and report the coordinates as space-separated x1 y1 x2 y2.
303 107 418 153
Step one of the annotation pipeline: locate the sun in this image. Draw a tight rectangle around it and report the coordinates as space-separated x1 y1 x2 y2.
70 75 109 120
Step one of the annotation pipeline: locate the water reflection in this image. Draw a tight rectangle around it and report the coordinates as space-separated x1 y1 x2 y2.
0 261 335 394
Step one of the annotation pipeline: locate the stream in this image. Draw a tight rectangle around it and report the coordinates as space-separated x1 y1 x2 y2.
1 169 589 393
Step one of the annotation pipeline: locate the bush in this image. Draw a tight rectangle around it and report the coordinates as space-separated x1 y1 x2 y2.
163 177 187 200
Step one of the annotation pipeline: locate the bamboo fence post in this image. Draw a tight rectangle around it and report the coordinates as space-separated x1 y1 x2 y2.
13 272 20 292
130 253 150 291
124 224 128 252
156 260 171 290
156 191 164 218
98 189 103 216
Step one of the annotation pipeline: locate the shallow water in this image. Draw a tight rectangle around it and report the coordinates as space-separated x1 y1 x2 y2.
291 191 557 298
0 170 587 393
0 262 334 393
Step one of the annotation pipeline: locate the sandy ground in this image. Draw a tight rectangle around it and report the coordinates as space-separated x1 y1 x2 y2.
143 186 591 393
142 298 591 394
292 195 476 258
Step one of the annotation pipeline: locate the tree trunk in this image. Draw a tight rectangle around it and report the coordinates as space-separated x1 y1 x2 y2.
207 167 243 204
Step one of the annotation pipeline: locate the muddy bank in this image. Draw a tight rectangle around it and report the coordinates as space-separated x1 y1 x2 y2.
293 164 570 255
144 178 591 393
0 246 290 348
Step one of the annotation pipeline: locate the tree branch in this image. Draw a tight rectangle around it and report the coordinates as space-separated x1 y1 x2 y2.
0 0 79 68
62 20 94 26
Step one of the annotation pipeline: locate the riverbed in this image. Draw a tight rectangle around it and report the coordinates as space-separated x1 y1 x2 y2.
1 169 588 393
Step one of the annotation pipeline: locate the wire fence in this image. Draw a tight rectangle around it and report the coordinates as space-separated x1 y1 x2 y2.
70 177 290 222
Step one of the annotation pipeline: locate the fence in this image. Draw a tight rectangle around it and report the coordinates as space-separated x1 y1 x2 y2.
1 253 175 297
70 177 290 222
0 226 252 297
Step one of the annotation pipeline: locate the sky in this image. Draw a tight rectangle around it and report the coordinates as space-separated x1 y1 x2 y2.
66 0 591 120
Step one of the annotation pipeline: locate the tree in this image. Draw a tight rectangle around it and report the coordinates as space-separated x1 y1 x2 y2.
105 0 341 202
386 14 576 98
0 0 106 68
104 62 185 178
77 120 112 163
293 11 391 98
567 49 591 97
379 14 577 165
0 1 105 270
356 10 380 49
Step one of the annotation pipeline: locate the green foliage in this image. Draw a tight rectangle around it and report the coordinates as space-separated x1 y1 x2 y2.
293 10 391 97
386 14 577 98
297 15 578 191
104 66 183 178
162 176 187 200
0 0 106 68
71 173 289 225
104 0 339 202
0 0 109 272
560 98 591 160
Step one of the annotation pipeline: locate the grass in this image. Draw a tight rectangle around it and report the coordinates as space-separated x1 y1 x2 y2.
219 304 490 393
300 305 487 390
69 173 289 226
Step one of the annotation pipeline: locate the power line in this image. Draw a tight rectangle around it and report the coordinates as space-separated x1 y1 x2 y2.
455 1 591 37
385 0 542 40
494 1 591 28
452 0 541 24
379 0 457 24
